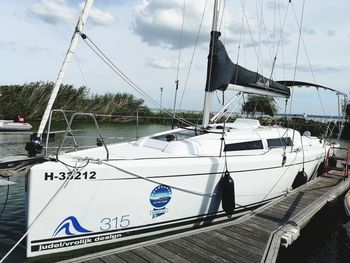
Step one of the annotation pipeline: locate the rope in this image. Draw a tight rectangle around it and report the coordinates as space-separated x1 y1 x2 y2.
101 161 216 197
262 149 299 201
79 33 195 128
0 161 81 263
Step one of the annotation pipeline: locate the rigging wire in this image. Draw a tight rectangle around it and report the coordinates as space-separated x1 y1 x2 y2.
254 0 276 70
278 0 286 80
218 0 230 107
204 0 221 96
290 2 327 117
73 55 89 88
0 162 81 263
178 0 209 111
225 96 243 123
269 1 290 79
218 0 227 31
256 0 264 75
288 0 306 115
176 0 186 83
79 32 195 128
172 0 186 126
262 150 299 202
239 0 264 74
272 0 276 57
233 0 246 90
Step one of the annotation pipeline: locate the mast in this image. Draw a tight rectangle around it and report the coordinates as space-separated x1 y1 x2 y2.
202 0 220 128
38 0 94 138
26 0 94 156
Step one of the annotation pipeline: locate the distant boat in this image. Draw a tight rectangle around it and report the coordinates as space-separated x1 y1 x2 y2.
0 119 32 131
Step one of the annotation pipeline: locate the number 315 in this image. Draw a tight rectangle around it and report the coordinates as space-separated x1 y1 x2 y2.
100 215 131 231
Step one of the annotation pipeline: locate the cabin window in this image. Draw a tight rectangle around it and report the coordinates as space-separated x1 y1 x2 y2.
267 137 293 148
224 140 263 151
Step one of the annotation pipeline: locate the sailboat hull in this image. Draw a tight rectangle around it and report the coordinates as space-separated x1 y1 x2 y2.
26 138 325 257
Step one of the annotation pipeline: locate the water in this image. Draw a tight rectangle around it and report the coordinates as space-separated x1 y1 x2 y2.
0 122 169 263
0 122 350 263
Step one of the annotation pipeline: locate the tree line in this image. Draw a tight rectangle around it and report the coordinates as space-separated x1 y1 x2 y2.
0 82 149 121
0 82 346 138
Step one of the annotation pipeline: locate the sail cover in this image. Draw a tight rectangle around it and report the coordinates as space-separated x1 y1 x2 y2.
205 31 290 98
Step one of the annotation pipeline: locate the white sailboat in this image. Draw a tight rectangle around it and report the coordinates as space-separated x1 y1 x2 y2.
0 119 32 131
0 0 347 260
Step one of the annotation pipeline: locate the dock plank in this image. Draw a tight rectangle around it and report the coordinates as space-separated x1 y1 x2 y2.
99 255 127 263
213 228 266 252
84 258 107 263
182 233 258 263
146 244 191 263
227 224 270 244
158 240 212 263
132 247 170 263
116 251 148 263
58 174 349 263
171 237 232 263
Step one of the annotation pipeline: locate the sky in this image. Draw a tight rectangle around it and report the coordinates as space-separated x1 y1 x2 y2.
1 0 349 116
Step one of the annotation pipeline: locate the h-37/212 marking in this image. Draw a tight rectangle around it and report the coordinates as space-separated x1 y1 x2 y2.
44 171 96 181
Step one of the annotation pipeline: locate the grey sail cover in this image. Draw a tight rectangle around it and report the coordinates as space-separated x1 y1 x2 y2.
205 31 290 98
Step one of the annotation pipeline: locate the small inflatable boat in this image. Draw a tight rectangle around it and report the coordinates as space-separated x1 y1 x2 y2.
0 119 32 131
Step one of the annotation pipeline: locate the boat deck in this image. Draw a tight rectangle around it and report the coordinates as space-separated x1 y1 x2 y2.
59 173 349 263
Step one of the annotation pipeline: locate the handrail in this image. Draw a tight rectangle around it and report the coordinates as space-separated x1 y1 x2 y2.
324 146 349 178
45 109 78 157
56 112 109 160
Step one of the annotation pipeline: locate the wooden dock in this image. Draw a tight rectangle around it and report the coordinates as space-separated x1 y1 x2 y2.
59 173 349 263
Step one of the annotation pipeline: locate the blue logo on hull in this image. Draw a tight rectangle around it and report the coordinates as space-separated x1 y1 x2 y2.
53 216 91 237
150 185 172 218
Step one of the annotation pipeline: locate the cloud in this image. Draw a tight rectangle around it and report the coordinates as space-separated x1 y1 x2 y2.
27 0 116 26
28 0 75 25
266 1 286 10
0 41 15 49
302 27 315 35
132 0 209 49
79 2 116 26
132 0 241 50
275 62 341 74
27 46 49 52
326 30 336 37
146 56 178 69
132 0 297 51
243 29 291 48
